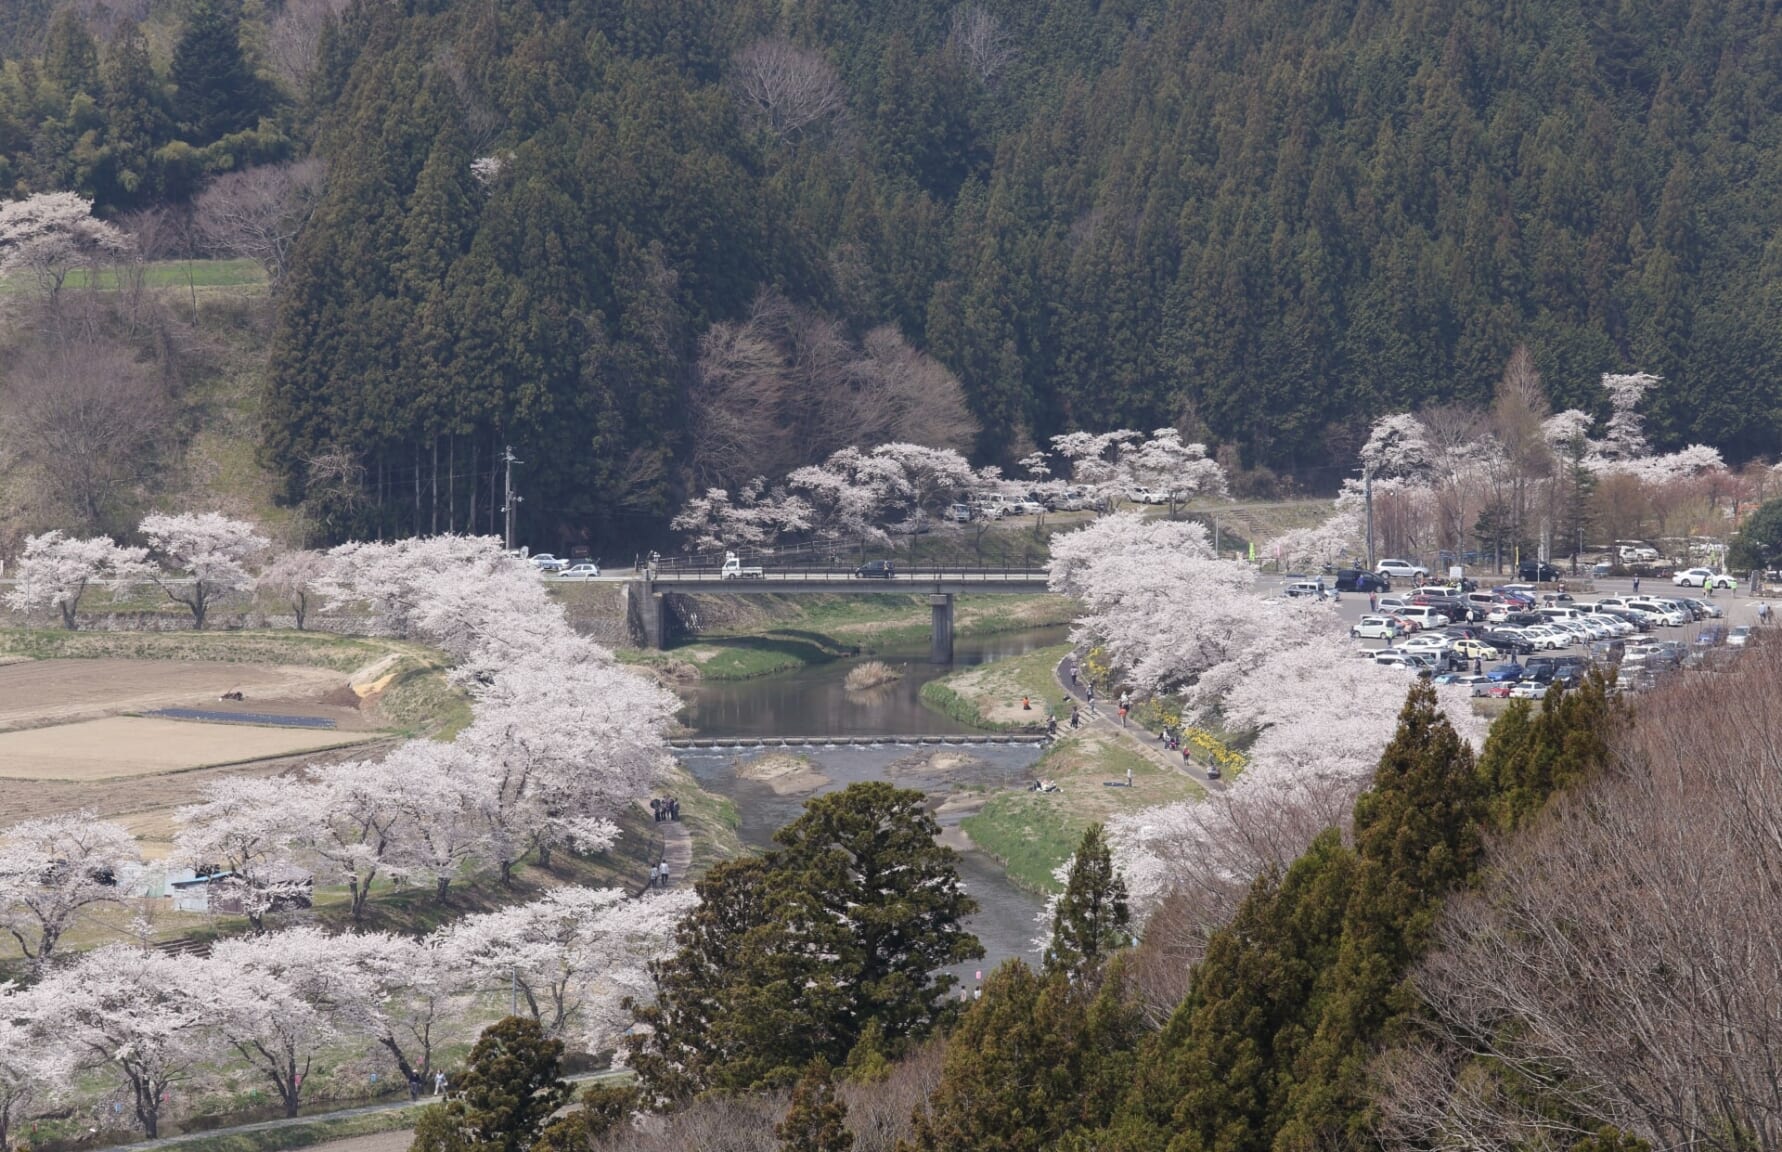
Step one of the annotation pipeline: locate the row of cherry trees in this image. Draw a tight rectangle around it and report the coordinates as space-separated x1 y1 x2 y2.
0 889 694 1141
1046 512 1488 932
669 430 1228 555
3 512 279 630
1271 363 1771 573
0 536 692 1140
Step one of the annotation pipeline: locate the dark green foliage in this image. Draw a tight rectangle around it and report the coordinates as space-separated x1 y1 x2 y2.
908 958 1144 1152
775 1061 852 1152
1100 679 1623 1152
1045 822 1130 980
1730 498 1782 573
170 0 268 145
410 1017 569 1152
627 782 981 1099
534 1082 638 1152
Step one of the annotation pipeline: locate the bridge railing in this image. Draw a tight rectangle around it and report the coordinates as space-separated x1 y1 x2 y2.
646 564 1051 584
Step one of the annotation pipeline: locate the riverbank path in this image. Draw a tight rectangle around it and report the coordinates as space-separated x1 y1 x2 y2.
1053 654 1227 794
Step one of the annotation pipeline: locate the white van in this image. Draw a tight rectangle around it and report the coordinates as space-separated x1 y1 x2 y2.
1393 604 1451 628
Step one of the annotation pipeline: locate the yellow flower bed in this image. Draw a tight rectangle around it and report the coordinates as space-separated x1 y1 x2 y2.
1182 726 1246 773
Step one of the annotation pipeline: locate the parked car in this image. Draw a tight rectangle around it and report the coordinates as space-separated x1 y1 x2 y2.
1484 661 1524 682
1672 567 1736 589
1334 568 1389 592
1376 558 1429 581
945 503 975 523
1482 629 1537 656
855 560 897 579
1283 580 1326 599
1625 599 1687 626
1728 626 1753 648
529 553 569 573
1450 638 1500 662
1517 559 1562 582
1351 615 1402 640
1377 595 1410 612
1432 672 1490 692
1694 626 1728 647
1393 605 1451 629
557 562 601 580
1587 639 1625 663
1399 633 1454 654
1682 596 1723 619
1007 498 1046 516
1510 680 1552 699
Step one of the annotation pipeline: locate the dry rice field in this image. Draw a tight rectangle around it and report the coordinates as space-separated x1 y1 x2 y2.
0 716 375 781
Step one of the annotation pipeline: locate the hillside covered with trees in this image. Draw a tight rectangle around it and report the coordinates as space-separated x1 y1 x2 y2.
5 0 1782 543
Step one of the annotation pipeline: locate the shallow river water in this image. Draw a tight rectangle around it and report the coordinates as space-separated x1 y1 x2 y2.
675 626 1069 739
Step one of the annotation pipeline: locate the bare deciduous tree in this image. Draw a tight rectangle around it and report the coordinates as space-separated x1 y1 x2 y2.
2 338 168 534
731 39 847 141
1378 646 1782 1152
193 159 328 286
687 290 977 491
947 5 1016 84
267 0 352 91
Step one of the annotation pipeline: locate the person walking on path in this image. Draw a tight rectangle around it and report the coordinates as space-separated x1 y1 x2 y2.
434 1071 447 1096
1117 703 1129 727
1125 766 1133 788
1069 663 1078 688
1369 591 1378 612
1632 575 1641 594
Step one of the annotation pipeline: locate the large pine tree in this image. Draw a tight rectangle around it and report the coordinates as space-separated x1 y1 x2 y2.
170 0 265 144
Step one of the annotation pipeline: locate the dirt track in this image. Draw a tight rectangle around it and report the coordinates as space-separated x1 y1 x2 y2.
0 659 350 731
0 717 377 780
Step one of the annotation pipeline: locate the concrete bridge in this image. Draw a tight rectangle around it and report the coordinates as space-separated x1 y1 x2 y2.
626 566 1051 662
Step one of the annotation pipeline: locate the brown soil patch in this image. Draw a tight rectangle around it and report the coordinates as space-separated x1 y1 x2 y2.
734 751 831 794
0 659 350 731
0 716 378 780
0 739 393 825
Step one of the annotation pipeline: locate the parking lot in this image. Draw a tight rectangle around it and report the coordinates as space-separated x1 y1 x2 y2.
1289 571 1773 696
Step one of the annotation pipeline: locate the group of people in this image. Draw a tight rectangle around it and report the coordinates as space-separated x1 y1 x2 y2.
650 796 680 822
405 1070 448 1100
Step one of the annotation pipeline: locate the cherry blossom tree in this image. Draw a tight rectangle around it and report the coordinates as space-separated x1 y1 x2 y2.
207 929 341 1117
377 742 487 904
1123 428 1229 517
1048 429 1139 509
173 776 308 932
319 535 564 676
456 642 678 881
324 931 460 1082
440 886 696 1051
2 531 152 630
29 946 216 1138
1049 513 1266 694
670 480 813 554
0 192 134 298
787 446 905 550
1267 510 1364 572
0 1014 72 1152
256 548 329 630
1598 371 1659 461
0 814 141 972
140 512 270 630
1360 412 1434 479
297 759 411 923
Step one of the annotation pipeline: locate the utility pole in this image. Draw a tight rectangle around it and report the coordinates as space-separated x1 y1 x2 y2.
1363 466 1375 570
502 445 523 552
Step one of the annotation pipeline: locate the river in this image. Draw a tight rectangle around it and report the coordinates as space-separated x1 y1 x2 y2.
676 625 1069 739
672 625 1070 991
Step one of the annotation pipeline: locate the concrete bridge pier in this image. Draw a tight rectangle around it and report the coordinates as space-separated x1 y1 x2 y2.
929 593 954 663
628 581 668 649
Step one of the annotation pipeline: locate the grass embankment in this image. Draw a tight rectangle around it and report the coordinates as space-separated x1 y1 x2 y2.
961 732 1203 894
634 592 1074 680
920 644 1073 730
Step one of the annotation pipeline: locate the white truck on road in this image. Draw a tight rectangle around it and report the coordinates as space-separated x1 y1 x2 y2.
720 552 764 580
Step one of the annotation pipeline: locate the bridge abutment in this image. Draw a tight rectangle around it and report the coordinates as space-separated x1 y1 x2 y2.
628 581 668 649
929 593 954 663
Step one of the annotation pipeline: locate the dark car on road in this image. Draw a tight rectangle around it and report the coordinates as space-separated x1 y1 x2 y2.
855 560 897 579
1334 568 1390 592
1518 560 1563 581
1482 629 1536 656
1484 662 1525 682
